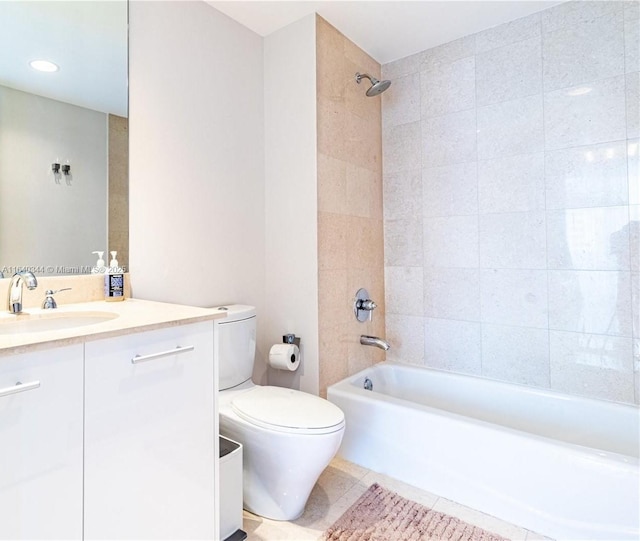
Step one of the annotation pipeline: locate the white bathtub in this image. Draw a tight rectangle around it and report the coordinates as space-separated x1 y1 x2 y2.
327 362 639 540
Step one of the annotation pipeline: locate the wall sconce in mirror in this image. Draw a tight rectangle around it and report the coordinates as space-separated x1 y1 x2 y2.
51 162 61 184
61 162 72 185
51 160 72 185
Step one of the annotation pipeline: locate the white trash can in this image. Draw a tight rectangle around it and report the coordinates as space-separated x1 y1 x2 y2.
220 436 246 541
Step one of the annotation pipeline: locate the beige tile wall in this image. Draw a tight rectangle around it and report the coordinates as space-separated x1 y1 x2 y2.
108 114 129 272
316 16 385 397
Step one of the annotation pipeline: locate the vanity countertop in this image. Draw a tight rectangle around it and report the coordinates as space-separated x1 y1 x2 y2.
0 298 227 357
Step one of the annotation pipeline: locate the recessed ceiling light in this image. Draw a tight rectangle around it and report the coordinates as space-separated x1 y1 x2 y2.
29 60 59 73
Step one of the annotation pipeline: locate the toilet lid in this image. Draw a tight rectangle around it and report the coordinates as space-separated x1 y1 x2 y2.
231 386 345 434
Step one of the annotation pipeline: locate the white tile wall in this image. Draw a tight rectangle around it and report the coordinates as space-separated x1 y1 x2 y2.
422 109 477 167
424 318 482 374
423 162 478 217
423 267 480 321
480 269 549 328
420 57 476 118
542 9 624 91
481 324 550 387
382 0 639 404
479 211 547 269
478 153 545 213
476 37 542 107
423 215 479 268
477 95 544 159
543 76 627 150
544 141 629 209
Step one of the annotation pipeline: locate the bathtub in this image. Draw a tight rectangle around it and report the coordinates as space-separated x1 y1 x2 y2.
327 362 639 541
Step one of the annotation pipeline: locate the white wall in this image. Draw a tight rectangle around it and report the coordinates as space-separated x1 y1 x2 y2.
129 1 265 314
263 15 318 393
0 85 107 274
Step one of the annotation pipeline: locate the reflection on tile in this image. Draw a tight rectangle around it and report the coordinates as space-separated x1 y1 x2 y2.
424 215 479 268
479 211 547 269
545 141 629 209
385 266 423 316
422 109 477 168
424 318 482 374
385 313 425 364
475 11 541 54
384 218 423 266
549 330 634 403
481 324 550 387
542 10 624 92
478 153 545 213
627 72 640 138
546 207 631 270
476 37 542 106
383 169 422 221
477 95 544 160
382 72 420 129
548 270 633 336
420 57 475 118
383 120 421 174
480 269 549 328
544 76 626 151
424 267 480 321
423 162 478 217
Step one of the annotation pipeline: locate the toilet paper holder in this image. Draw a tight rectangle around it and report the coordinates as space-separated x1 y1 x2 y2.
283 333 301 348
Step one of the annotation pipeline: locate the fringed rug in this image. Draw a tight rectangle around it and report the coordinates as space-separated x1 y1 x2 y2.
320 483 509 541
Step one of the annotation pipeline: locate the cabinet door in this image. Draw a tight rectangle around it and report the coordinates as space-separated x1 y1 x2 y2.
0 345 83 540
84 321 215 540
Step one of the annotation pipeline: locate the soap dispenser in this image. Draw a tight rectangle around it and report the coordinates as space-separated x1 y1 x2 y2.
109 251 119 271
91 251 105 273
104 250 124 302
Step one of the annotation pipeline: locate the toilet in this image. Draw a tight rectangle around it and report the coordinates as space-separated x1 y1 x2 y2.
216 305 345 521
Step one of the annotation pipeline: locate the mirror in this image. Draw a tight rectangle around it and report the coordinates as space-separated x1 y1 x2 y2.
0 1 128 276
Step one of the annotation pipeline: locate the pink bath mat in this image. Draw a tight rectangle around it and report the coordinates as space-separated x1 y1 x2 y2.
320 483 510 541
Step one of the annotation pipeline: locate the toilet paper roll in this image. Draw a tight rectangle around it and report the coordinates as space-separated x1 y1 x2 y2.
268 343 300 371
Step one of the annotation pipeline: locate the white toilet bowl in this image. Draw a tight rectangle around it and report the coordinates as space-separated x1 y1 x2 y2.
215 306 345 521
219 381 345 521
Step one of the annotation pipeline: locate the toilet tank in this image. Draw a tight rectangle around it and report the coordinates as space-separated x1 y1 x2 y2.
215 305 257 390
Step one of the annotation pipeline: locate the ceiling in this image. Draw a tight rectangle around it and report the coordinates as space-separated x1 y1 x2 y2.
0 1 127 116
209 1 562 65
0 1 561 116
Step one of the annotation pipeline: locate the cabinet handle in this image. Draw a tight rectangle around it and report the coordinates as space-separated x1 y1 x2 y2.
131 345 195 364
0 380 41 398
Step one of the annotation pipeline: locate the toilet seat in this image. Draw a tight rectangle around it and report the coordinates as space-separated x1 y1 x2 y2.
230 386 345 435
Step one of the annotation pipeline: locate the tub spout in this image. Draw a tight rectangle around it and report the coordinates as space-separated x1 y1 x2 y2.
360 335 390 351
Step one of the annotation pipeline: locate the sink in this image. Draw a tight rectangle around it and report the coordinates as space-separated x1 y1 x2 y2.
0 311 118 334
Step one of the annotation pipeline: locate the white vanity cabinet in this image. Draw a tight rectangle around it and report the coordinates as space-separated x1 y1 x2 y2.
0 345 84 540
84 321 216 540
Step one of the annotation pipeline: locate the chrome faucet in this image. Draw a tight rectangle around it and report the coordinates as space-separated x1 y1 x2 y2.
7 271 38 314
360 335 390 351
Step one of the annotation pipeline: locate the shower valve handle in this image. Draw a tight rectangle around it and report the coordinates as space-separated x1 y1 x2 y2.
356 299 377 311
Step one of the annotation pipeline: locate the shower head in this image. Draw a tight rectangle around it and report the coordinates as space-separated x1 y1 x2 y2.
355 72 391 97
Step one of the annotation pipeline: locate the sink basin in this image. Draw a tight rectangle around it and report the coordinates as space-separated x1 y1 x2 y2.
0 311 118 334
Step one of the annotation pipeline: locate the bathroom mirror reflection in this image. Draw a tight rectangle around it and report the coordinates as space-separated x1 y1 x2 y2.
0 1 128 276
